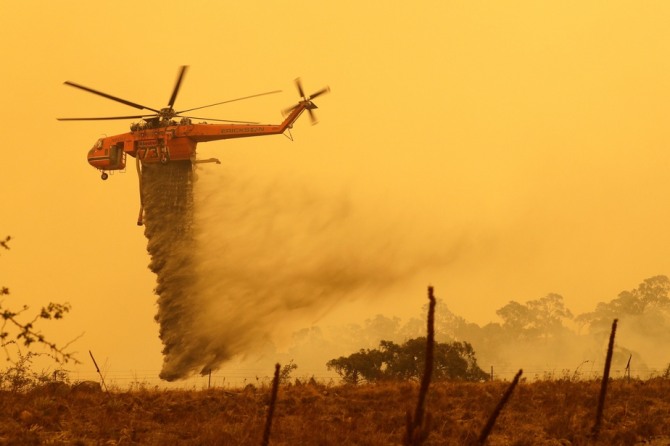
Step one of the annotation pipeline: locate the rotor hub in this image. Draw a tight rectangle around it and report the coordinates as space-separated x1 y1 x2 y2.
159 107 177 121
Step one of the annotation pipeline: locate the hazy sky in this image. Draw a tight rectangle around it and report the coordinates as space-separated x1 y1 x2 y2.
2 1 670 384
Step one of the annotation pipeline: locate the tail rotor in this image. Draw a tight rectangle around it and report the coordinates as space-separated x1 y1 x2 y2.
283 78 330 125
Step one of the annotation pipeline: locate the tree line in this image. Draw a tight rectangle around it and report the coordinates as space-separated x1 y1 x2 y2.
322 275 670 382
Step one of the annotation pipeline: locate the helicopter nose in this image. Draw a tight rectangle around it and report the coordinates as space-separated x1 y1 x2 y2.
86 146 107 169
87 148 96 165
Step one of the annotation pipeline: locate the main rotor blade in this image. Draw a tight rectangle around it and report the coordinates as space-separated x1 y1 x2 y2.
63 81 160 113
167 65 189 108
177 90 282 114
178 115 260 124
309 86 330 100
57 114 152 121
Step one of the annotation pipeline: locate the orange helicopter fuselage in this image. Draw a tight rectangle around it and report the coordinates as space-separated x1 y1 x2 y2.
86 103 308 172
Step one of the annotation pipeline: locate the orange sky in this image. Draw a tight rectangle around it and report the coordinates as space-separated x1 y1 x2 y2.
2 1 670 385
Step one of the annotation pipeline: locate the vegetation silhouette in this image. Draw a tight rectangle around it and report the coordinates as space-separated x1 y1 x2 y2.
0 236 76 364
327 337 487 384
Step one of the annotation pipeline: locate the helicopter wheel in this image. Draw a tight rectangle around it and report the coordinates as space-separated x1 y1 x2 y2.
101 172 109 180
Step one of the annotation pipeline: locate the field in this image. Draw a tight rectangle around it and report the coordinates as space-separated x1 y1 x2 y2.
1 378 669 445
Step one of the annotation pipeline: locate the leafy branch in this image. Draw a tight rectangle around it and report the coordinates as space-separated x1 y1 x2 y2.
1 236 78 364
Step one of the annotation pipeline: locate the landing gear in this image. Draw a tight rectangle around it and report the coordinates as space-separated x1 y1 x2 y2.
101 172 109 180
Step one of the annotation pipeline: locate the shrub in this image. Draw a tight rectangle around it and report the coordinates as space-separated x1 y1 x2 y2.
327 337 488 384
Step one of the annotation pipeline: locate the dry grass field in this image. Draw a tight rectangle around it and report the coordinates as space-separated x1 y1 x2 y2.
1 378 669 445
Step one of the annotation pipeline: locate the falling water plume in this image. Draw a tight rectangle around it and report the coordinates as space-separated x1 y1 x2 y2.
142 162 457 381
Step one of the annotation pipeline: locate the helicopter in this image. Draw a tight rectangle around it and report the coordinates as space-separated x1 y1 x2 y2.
59 66 329 177
58 66 329 225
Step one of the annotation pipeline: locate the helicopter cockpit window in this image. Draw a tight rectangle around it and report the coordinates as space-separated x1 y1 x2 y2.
94 139 103 150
